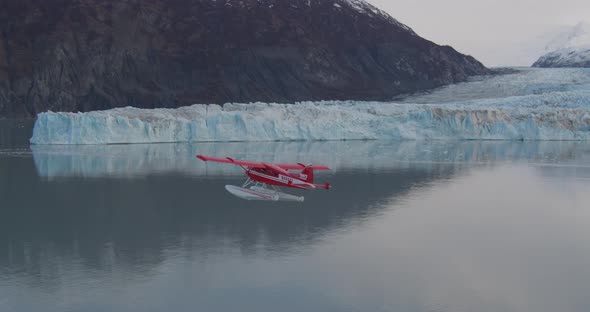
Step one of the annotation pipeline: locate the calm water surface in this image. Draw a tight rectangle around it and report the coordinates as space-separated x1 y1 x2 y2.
1 121 590 312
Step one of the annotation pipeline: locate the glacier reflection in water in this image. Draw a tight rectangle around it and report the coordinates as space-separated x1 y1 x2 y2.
31 140 590 178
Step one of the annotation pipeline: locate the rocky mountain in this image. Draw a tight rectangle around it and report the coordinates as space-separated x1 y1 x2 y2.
532 47 590 68
533 22 590 68
0 0 489 117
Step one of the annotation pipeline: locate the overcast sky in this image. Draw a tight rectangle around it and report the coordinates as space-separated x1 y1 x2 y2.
368 0 590 67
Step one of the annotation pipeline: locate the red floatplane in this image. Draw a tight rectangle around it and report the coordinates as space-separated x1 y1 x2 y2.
197 155 331 202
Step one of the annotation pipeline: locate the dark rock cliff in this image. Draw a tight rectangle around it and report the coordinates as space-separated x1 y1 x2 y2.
0 0 489 117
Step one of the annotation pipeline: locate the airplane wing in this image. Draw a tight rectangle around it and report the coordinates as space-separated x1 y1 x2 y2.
196 155 330 170
196 155 264 168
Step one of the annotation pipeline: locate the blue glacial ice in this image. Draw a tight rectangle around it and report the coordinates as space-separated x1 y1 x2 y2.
30 68 590 144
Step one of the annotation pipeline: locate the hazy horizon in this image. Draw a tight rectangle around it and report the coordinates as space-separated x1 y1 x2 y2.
368 0 590 67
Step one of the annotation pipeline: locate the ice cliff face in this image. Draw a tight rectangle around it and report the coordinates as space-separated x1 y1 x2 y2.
30 95 590 144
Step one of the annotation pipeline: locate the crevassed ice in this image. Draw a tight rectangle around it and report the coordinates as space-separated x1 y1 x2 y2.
31 90 590 144
400 68 590 104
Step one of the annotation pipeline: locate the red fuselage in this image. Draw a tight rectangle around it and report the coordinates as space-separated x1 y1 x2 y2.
246 167 328 190
195 154 331 190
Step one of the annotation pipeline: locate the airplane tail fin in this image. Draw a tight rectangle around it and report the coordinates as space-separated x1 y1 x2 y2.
299 164 330 190
301 166 315 184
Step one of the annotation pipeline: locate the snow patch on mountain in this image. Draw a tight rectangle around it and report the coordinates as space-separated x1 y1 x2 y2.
533 47 590 68
533 22 590 68
338 0 415 34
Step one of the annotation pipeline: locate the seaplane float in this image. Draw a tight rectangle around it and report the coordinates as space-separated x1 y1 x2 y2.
197 155 331 202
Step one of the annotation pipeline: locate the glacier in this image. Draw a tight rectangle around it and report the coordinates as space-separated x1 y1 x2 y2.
30 68 590 144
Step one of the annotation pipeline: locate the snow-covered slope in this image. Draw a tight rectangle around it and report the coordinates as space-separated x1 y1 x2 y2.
30 68 590 144
533 46 590 68
533 22 590 68
338 0 415 33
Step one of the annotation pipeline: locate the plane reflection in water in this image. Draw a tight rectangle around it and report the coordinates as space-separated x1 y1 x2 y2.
0 141 589 312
